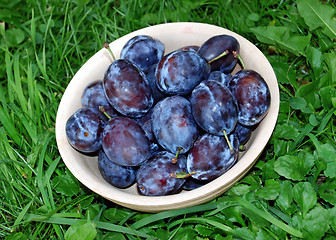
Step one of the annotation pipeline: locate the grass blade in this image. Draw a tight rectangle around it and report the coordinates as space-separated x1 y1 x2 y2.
232 196 303 238
130 202 217 230
12 200 34 231
24 214 158 239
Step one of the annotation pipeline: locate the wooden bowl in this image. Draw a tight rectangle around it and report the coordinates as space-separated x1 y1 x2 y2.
55 22 279 212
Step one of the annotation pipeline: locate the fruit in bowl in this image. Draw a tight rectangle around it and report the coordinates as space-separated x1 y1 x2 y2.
55 22 279 212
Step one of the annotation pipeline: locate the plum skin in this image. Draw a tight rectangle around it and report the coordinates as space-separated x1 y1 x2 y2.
102 117 151 167
103 59 154 118
151 96 199 155
65 107 108 153
136 151 187 196
229 69 271 126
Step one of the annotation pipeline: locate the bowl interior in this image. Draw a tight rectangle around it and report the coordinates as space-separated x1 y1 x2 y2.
55 22 279 212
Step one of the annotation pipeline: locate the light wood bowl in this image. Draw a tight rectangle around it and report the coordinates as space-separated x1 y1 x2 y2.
55 22 279 212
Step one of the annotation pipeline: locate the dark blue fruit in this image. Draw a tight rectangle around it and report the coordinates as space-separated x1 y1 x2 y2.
120 35 165 72
178 45 199 52
98 149 137 188
207 71 231 86
232 122 253 147
182 178 209 190
103 59 153 118
136 151 187 196
135 109 160 156
102 117 150 166
190 80 238 136
66 107 108 153
155 50 210 95
143 64 167 104
198 34 240 73
151 96 198 156
228 69 271 126
81 80 118 118
187 133 239 181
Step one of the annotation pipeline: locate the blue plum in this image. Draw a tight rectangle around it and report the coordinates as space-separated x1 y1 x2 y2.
228 69 270 126
98 149 137 188
120 35 165 72
190 80 238 136
207 71 231 86
187 133 239 181
136 151 187 196
182 178 209 190
151 96 198 157
66 107 108 153
102 116 150 166
81 80 118 118
232 122 254 147
155 50 210 95
103 59 153 118
143 64 167 104
178 45 199 52
198 34 240 73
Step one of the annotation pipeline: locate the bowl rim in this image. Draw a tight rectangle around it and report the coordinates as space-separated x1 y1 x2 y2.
55 22 280 212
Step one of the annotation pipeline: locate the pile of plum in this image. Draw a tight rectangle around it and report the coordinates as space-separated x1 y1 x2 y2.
65 34 271 196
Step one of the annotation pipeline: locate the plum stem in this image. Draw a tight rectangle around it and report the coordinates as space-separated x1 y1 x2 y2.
233 51 245 69
169 171 196 179
103 42 116 61
222 129 234 154
99 106 111 119
172 147 183 164
209 50 229 63
239 145 246 151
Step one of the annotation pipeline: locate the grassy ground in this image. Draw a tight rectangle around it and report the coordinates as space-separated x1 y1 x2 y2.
0 0 335 239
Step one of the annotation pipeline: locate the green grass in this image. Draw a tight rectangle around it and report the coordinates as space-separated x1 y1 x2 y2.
0 0 335 239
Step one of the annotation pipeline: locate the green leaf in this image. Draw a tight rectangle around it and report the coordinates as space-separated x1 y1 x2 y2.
309 114 319 126
103 208 131 224
276 180 293 215
262 159 280 179
318 179 336 205
302 206 329 240
102 232 127 240
4 28 25 46
273 139 289 157
232 227 255 240
274 152 315 181
324 52 336 83
130 202 217 229
306 45 323 77
273 124 300 141
240 207 271 227
255 179 280 200
230 196 303 238
170 227 197 240
4 232 29 240
330 207 336 233
297 0 336 39
319 86 336 110
227 184 250 196
289 96 307 110
271 61 298 89
255 229 273 240
309 134 336 178
251 26 311 56
251 26 285 44
64 220 97 240
195 224 214 237
319 143 336 178
293 182 317 217
296 80 321 109
52 171 80 197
